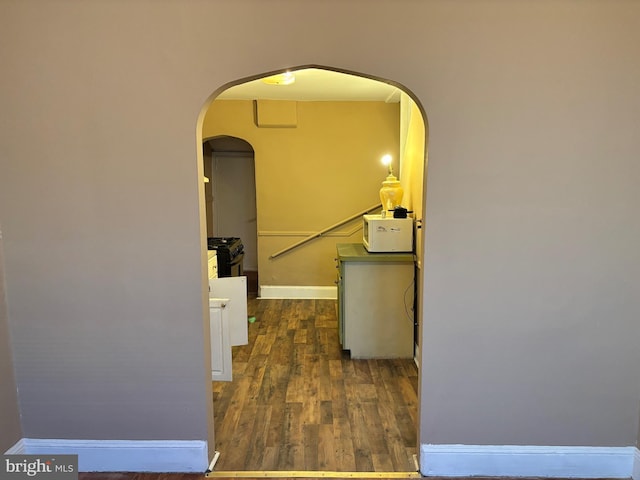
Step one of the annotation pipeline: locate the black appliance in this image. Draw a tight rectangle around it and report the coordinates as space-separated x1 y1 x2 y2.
207 237 244 277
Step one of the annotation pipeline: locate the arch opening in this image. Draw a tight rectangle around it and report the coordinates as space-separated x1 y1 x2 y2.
196 65 429 474
203 136 258 295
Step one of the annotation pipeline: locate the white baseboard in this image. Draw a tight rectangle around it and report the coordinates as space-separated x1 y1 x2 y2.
5 439 637 476
5 438 208 472
259 285 337 299
420 444 637 478
4 438 26 454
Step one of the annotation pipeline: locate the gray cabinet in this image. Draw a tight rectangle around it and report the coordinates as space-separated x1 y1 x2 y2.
336 243 415 359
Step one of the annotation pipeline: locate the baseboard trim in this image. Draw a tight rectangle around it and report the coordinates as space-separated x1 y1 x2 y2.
5 438 208 472
420 444 637 478
259 285 337 299
633 447 640 480
4 438 27 454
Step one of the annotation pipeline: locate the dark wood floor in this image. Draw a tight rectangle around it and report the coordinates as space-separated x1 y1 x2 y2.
211 298 419 473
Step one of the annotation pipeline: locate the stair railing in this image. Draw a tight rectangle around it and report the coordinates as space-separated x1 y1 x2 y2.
269 203 381 259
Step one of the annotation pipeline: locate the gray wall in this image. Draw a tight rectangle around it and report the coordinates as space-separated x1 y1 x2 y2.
0 0 639 458
0 228 22 452
419 0 640 447
0 2 214 444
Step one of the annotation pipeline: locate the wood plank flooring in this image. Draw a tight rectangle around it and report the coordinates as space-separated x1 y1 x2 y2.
79 475 422 480
79 475 620 480
211 298 419 473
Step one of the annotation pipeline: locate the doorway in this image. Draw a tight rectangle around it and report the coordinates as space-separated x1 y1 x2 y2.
206 136 258 296
200 66 428 475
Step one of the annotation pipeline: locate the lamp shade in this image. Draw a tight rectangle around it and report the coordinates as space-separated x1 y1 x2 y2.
380 173 404 212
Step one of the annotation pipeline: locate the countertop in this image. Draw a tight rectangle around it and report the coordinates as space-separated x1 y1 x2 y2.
336 243 415 262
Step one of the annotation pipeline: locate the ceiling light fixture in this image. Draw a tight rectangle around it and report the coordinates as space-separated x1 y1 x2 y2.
261 71 295 86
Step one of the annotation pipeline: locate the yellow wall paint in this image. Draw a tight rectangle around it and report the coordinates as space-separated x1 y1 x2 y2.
203 99 400 286
255 100 298 127
399 94 427 267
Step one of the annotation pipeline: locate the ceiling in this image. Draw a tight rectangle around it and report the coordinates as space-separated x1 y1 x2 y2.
216 68 402 103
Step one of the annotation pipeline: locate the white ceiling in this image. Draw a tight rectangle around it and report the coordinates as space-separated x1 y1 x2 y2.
216 68 402 103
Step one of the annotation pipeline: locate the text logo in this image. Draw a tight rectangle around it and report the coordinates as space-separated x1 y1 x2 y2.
1 456 77 480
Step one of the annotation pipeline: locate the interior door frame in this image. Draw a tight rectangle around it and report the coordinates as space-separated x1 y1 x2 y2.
210 150 258 272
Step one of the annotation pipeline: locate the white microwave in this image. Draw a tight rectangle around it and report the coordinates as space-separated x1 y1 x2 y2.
362 214 414 252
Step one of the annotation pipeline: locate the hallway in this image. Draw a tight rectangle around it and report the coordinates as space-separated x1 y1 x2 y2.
211 298 418 472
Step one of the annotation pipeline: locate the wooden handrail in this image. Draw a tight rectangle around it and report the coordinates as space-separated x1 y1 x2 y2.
269 203 381 259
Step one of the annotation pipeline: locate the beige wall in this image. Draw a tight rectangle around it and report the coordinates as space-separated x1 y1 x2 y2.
0 230 22 452
203 99 400 286
0 0 639 469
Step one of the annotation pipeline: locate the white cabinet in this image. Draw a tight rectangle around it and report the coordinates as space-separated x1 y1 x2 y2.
207 251 218 279
336 243 415 359
209 276 248 346
209 298 231 381
208 276 248 382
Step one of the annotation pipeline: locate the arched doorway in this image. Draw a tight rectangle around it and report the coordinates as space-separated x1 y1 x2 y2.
204 136 258 296
198 66 428 475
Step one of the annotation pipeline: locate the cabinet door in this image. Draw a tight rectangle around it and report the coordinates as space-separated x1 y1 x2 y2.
210 299 232 381
336 260 345 347
343 261 414 359
209 276 248 346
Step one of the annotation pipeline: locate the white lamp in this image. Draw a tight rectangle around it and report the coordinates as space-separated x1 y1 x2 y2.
379 154 403 215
